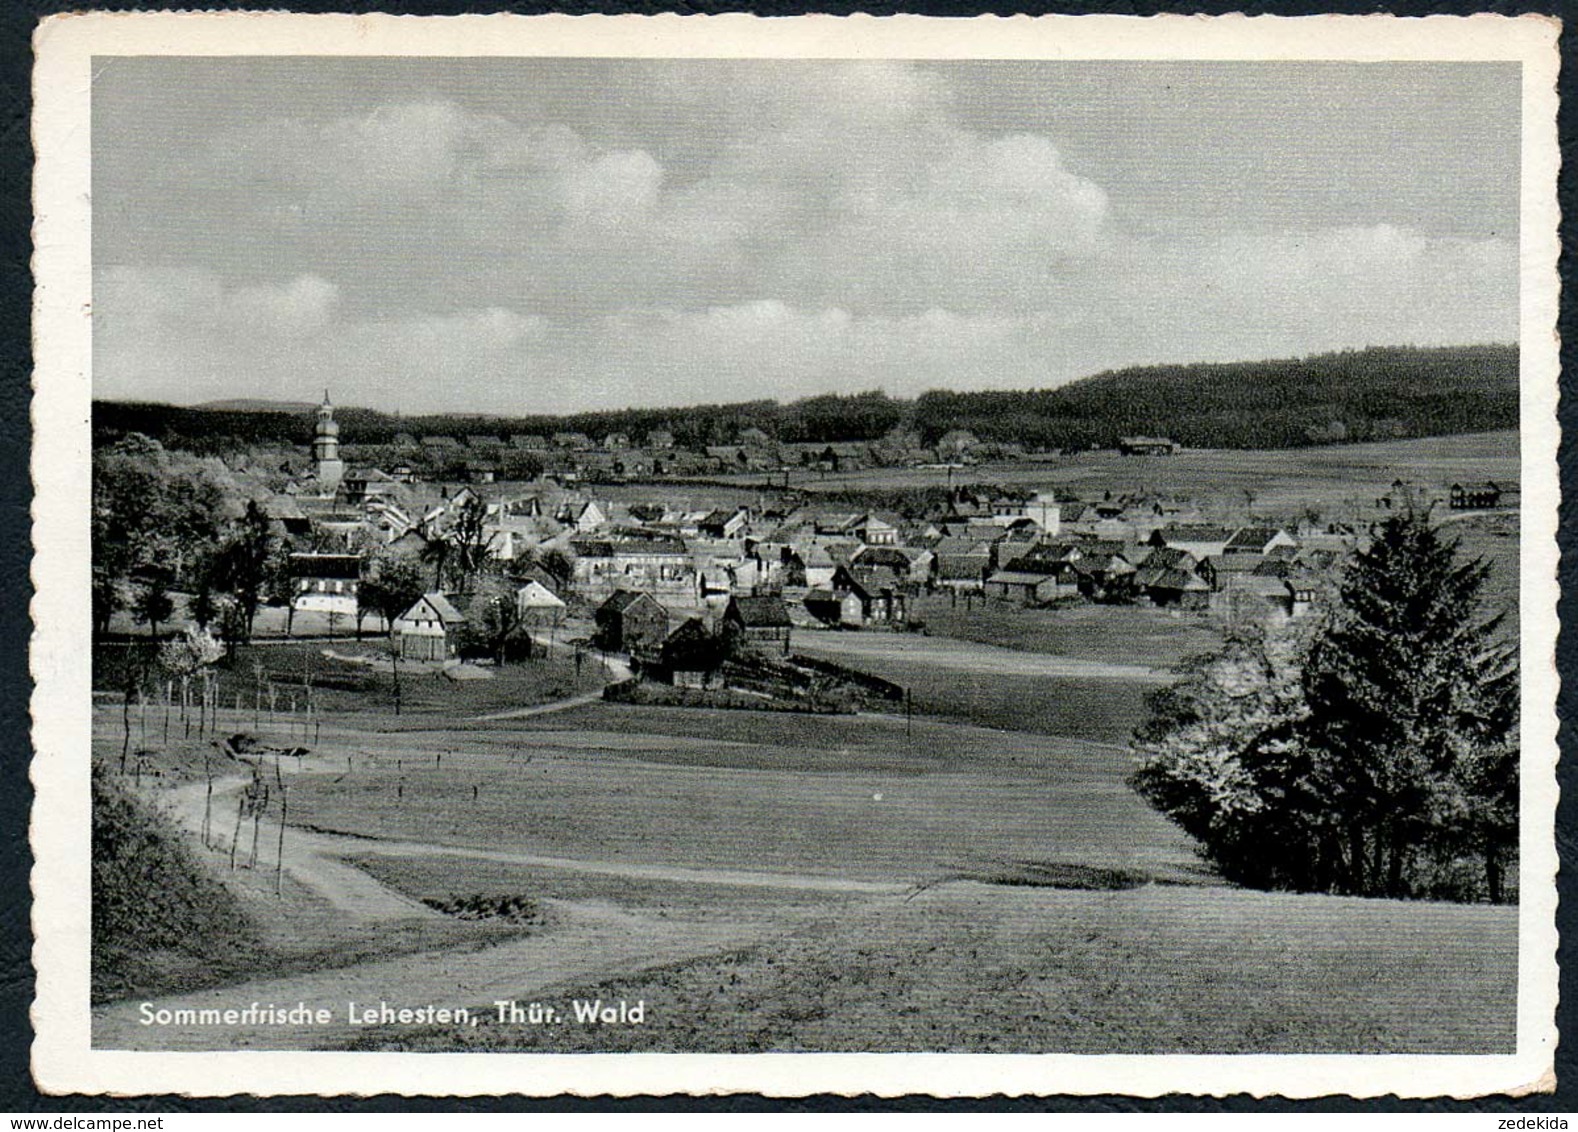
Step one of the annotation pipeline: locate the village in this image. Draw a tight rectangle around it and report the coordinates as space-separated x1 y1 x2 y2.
133 392 1516 715
85 389 1528 1059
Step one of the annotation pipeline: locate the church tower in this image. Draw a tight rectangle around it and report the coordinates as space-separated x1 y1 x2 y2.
313 390 345 494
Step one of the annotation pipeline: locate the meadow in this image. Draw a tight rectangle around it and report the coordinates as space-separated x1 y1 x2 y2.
95 639 605 721
283 709 1203 887
906 599 1222 669
358 880 1517 1055
771 430 1520 519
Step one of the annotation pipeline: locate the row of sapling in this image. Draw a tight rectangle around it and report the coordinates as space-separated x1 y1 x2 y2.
1131 505 1517 903
214 754 291 896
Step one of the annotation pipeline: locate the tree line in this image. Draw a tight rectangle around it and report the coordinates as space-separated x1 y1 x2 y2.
93 344 1516 456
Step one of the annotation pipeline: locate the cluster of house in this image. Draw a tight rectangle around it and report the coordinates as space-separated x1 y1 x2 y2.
282 464 1353 652
591 591 793 688
269 400 1518 663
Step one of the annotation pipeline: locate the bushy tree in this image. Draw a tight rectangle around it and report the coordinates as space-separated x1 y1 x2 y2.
460 575 525 664
1131 618 1324 890
131 579 175 640
358 555 428 634
208 501 278 642
1132 508 1518 902
92 434 229 638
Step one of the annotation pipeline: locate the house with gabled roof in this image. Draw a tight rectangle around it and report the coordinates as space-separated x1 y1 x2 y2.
1141 566 1211 610
1224 527 1298 557
723 594 793 655
515 579 567 625
1450 481 1519 510
985 569 1063 606
571 534 695 601
697 507 750 540
649 617 728 687
289 553 363 618
932 538 994 591
851 544 935 586
1151 524 1233 560
593 590 670 656
393 592 467 661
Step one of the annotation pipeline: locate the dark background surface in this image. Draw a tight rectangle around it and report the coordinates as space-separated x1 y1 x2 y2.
2 0 1573 1113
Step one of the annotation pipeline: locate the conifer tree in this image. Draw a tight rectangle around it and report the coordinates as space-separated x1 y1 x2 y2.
1301 508 1518 898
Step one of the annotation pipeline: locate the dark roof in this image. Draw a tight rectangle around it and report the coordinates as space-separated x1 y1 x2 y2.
1074 554 1134 576
988 570 1055 585
597 590 664 616
616 535 689 556
1141 546 1196 570
1203 554 1262 574
662 618 727 670
399 592 466 625
1158 524 1232 542
1147 567 1209 592
1225 527 1288 551
853 546 913 570
729 595 792 628
289 553 362 579
931 537 992 557
849 564 902 590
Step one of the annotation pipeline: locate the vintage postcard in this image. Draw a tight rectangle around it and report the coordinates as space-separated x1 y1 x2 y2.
30 12 1561 1098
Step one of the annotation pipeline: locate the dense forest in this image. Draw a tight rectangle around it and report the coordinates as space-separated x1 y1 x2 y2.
95 344 1517 455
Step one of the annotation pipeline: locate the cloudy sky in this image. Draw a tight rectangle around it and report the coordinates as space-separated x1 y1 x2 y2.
92 58 1520 415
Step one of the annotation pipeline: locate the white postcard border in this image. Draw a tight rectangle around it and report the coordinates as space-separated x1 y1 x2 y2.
30 11 1562 1098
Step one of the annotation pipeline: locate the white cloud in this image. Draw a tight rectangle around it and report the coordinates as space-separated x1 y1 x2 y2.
93 63 1519 412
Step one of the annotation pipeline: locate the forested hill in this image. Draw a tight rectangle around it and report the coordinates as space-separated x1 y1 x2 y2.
912 345 1518 451
95 344 1516 454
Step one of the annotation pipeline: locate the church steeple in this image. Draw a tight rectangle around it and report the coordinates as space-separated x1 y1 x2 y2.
312 389 344 493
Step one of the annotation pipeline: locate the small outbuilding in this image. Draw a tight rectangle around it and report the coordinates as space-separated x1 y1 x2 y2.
723 595 793 655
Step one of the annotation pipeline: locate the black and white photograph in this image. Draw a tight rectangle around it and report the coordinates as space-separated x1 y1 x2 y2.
29 12 1560 1098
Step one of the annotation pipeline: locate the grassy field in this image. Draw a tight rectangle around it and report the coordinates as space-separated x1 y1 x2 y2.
94 640 605 721
353 853 862 924
354 880 1516 1055
1446 510 1521 641
283 710 1202 886
775 431 1519 521
909 598 1223 670
791 634 1162 744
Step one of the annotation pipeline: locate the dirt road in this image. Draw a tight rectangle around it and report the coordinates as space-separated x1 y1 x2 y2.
99 758 895 1050
475 637 632 721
